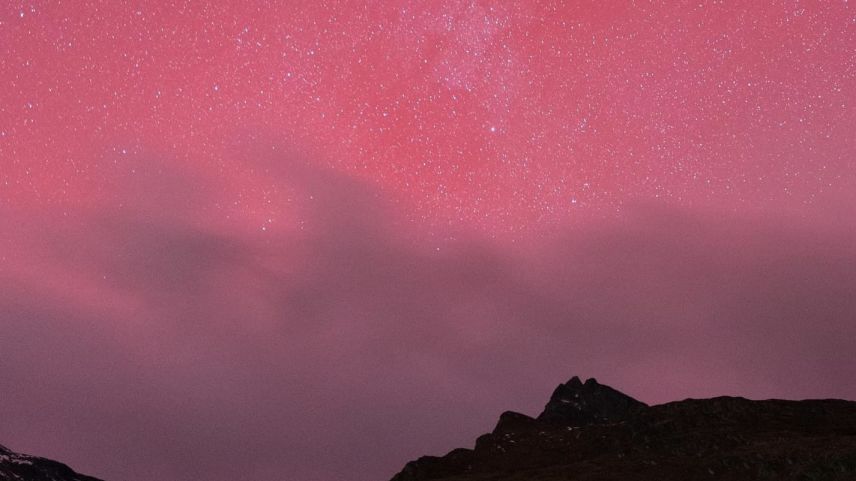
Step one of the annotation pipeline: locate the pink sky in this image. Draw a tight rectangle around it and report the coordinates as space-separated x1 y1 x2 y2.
1 2 855 480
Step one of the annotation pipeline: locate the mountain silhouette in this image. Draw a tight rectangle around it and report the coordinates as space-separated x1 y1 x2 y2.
0 443 102 481
390 377 856 480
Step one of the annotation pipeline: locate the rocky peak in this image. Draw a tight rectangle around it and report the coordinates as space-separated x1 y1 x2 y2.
491 411 539 435
536 376 647 426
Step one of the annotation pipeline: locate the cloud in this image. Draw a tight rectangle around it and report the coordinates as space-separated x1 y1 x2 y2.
1 156 855 481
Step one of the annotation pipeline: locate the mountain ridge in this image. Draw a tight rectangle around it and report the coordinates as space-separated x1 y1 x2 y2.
390 377 856 481
0 443 103 481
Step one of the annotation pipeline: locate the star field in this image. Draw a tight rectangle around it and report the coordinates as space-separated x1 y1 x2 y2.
2 1 853 233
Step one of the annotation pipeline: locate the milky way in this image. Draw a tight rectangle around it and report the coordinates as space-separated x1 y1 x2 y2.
1 2 855 481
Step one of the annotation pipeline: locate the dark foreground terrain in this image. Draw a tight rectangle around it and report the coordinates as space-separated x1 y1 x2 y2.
391 377 856 481
0 444 101 481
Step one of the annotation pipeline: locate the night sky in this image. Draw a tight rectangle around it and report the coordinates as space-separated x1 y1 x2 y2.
1 2 855 481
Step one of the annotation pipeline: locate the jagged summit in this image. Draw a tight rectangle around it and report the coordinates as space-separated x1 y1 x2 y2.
536 376 647 426
488 377 645 436
390 376 856 481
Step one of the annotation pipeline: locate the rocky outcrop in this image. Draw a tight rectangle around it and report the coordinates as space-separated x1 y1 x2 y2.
0 443 103 481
